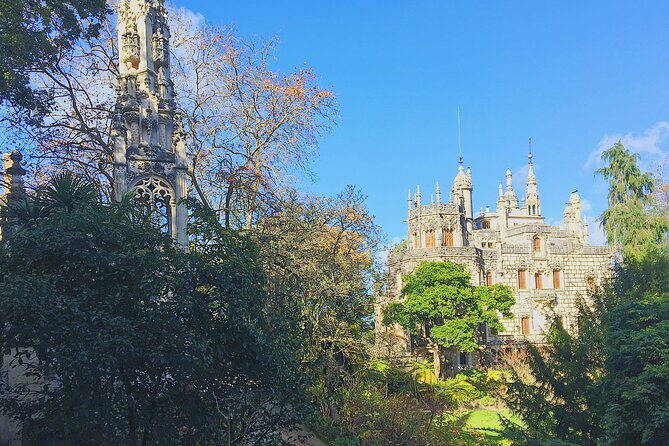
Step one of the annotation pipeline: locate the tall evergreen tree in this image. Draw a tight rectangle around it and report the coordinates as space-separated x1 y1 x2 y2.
596 141 667 256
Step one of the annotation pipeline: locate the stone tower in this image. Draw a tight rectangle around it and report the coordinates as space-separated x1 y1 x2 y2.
525 151 541 216
452 159 473 239
0 151 26 241
112 0 188 246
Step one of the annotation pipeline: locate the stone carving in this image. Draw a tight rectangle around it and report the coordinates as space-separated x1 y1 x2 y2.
113 0 188 247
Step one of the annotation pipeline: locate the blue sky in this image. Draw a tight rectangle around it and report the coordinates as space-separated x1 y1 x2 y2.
172 0 669 245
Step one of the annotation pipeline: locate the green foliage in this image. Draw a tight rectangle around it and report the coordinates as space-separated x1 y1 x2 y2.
0 0 107 118
503 249 669 446
429 369 511 409
334 384 498 446
599 250 669 446
0 175 293 445
383 261 514 378
384 261 514 351
252 187 381 421
596 141 667 256
503 306 604 446
308 362 508 446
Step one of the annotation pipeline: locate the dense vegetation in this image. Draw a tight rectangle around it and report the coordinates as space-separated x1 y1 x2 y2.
383 261 515 379
0 1 668 444
502 142 669 446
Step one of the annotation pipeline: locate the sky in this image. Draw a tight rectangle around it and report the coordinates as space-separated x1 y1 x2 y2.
172 0 669 246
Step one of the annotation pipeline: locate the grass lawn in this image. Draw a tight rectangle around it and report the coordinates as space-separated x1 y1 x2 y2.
464 408 522 439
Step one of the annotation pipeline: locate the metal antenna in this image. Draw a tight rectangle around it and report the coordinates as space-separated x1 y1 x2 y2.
457 107 462 162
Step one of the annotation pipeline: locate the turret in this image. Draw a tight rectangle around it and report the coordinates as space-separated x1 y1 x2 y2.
452 159 473 237
505 168 519 209
563 190 587 243
525 150 541 215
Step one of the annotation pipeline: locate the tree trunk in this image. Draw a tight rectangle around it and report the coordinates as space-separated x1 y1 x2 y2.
224 182 234 229
432 344 442 381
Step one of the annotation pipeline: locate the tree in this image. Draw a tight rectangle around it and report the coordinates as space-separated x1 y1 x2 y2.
4 6 337 214
599 250 669 446
0 0 107 119
596 141 667 256
171 28 337 229
251 186 381 422
383 261 514 379
500 145 669 446
503 301 605 446
0 174 295 445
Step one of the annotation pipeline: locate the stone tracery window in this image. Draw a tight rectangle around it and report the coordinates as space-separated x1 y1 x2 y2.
425 229 435 248
132 176 175 234
442 228 454 247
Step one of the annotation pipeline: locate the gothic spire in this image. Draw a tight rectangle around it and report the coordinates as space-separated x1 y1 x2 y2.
113 0 189 247
525 142 540 215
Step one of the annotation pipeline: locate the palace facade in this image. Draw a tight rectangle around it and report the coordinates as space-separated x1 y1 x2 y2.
374 153 613 371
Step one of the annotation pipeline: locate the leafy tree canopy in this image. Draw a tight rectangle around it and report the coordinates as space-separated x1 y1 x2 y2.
600 250 669 446
0 0 107 118
0 174 295 445
383 261 514 378
596 141 667 256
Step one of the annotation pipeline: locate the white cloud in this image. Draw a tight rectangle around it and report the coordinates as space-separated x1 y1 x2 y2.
585 121 669 172
580 199 593 214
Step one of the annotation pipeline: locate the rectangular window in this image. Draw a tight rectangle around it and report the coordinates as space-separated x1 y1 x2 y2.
486 271 493 287
553 270 561 289
459 352 467 367
518 270 527 289
521 317 530 335
535 272 543 289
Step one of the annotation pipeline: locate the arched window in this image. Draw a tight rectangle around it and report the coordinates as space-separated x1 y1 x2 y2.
132 176 175 235
533 236 541 252
425 229 435 248
442 228 454 247
482 220 491 229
